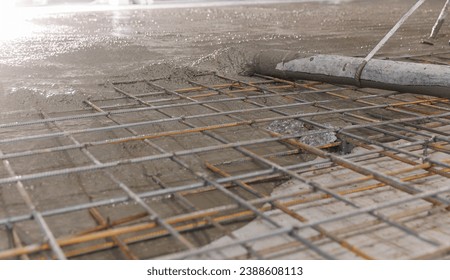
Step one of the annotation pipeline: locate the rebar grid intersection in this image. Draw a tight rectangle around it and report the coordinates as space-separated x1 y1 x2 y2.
1 53 450 260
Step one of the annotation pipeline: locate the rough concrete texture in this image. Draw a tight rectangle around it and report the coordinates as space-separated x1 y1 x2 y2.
0 0 450 260
1 0 449 112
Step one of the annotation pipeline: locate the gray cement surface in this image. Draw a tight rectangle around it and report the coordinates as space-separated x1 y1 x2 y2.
0 0 449 112
0 0 450 260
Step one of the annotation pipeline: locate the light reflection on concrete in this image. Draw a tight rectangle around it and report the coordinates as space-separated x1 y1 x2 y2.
0 5 42 42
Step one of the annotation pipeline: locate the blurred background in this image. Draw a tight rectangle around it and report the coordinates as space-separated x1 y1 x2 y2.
3 0 159 6
1 0 329 7
6 0 138 5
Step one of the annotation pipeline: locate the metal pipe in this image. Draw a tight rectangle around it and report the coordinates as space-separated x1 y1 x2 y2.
252 50 450 98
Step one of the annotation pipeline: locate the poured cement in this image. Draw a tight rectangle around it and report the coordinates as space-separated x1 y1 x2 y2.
1 0 449 113
267 120 337 146
0 0 449 259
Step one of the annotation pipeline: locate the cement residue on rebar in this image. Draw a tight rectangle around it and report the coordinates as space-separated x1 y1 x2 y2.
267 119 337 146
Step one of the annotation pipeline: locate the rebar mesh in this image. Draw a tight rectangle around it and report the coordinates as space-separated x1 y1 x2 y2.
1 52 450 260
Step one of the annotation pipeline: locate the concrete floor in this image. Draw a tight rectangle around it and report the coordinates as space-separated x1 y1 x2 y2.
0 0 450 260
0 0 449 112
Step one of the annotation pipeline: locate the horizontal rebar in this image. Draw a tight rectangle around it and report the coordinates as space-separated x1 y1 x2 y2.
0 126 441 227
2 70 450 260
1 155 447 259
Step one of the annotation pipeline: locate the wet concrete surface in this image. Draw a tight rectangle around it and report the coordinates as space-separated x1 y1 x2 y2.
0 0 450 259
0 0 449 113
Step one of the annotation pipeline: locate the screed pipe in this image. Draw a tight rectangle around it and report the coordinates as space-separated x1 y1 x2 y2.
252 50 450 99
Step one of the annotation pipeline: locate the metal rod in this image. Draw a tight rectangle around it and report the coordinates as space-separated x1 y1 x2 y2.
83 99 262 259
430 0 450 39
0 137 425 227
179 78 441 249
0 158 447 259
0 149 66 260
206 163 374 259
88 208 139 260
2 72 450 260
40 110 197 252
363 0 427 62
124 80 334 259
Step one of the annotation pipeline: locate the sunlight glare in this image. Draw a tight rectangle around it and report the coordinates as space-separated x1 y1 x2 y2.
0 1 40 42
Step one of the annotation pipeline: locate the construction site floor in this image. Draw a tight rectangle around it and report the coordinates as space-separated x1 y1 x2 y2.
0 0 450 260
